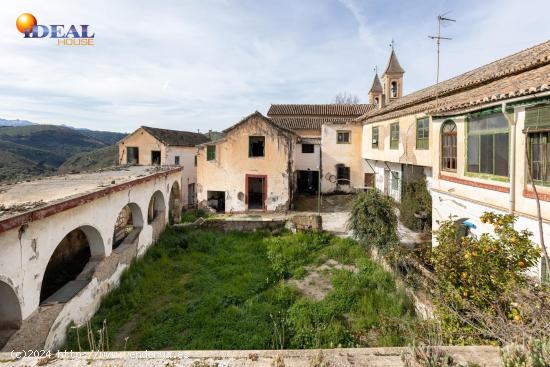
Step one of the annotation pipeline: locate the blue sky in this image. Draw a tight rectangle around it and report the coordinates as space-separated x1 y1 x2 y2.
0 0 549 133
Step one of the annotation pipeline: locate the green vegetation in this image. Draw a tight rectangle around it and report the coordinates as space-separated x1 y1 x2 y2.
0 125 125 182
58 145 118 174
348 189 399 254
400 178 432 232
65 228 415 350
179 208 210 223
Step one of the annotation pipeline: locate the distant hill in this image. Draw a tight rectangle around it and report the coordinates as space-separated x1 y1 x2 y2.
0 118 35 127
0 125 126 182
58 145 119 174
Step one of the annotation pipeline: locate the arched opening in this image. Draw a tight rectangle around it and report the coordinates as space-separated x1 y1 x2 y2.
148 190 166 224
40 226 104 304
0 281 21 348
441 120 457 171
113 203 143 250
390 81 398 98
168 181 181 224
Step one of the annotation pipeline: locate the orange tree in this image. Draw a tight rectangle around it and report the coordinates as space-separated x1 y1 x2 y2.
431 212 542 343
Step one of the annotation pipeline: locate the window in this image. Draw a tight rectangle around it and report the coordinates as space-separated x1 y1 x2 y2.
194 155 197 166
336 164 350 185
151 151 161 165
249 136 265 157
364 173 375 187
301 144 314 153
127 147 139 164
337 131 351 144
372 126 379 148
390 123 399 149
441 120 457 171
174 156 180 165
206 145 216 161
391 171 399 191
528 132 550 185
390 81 398 98
416 117 429 150
467 113 509 177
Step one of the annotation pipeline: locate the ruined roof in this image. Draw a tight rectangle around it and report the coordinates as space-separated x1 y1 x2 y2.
362 40 550 123
222 111 296 136
268 104 373 116
0 166 182 230
140 126 210 147
369 73 383 94
383 50 405 75
269 116 356 130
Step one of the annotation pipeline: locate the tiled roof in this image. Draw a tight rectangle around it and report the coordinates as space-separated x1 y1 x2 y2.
141 126 210 146
384 50 405 75
362 40 550 123
222 111 296 136
268 104 373 116
269 116 354 130
369 74 383 94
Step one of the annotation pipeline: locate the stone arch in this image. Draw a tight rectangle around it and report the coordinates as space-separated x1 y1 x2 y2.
113 203 143 249
147 190 166 224
168 181 181 223
0 281 22 348
40 225 104 304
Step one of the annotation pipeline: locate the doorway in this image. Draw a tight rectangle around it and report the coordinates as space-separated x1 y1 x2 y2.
188 183 196 207
297 170 319 194
246 175 266 210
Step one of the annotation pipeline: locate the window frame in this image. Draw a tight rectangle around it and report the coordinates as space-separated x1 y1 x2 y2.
174 156 180 165
416 117 429 150
301 143 315 154
126 146 139 165
248 136 266 157
528 131 550 186
390 122 399 150
336 164 350 185
466 113 510 179
372 126 379 149
441 120 457 172
206 145 216 161
337 130 351 144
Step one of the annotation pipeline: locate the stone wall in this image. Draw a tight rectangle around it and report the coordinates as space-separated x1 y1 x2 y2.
201 219 286 232
291 214 323 231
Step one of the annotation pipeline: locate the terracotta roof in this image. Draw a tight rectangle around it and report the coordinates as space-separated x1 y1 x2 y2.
383 50 405 75
222 111 296 136
369 73 383 94
269 116 355 130
141 126 210 146
362 40 550 123
268 104 373 116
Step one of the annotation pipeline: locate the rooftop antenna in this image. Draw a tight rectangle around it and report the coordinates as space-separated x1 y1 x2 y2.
429 13 455 108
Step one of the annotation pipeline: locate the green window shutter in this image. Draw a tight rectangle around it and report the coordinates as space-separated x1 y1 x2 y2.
372 127 379 148
206 145 216 161
525 105 550 129
390 123 399 149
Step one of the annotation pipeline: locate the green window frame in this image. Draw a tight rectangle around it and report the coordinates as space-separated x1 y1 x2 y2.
390 122 399 150
466 113 509 178
337 130 351 144
206 145 216 161
528 131 550 186
416 117 429 150
372 126 379 149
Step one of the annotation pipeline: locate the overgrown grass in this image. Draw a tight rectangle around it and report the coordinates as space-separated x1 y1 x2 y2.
65 228 416 350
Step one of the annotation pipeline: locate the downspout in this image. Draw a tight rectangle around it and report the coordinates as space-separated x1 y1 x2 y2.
502 102 516 214
318 142 323 215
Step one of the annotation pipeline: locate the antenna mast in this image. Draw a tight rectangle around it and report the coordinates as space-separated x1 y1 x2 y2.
429 14 455 108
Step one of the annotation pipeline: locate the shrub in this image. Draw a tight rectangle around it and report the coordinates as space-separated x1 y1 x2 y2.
348 189 398 254
400 178 432 232
431 212 542 344
501 338 550 367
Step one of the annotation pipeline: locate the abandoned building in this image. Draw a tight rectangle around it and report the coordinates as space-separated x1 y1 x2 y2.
196 111 296 212
0 166 183 350
268 104 373 194
118 126 209 207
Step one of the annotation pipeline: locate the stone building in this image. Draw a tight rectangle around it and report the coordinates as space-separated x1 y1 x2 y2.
118 126 209 206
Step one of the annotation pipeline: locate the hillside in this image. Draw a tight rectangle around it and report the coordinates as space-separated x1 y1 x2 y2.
0 125 125 182
58 145 119 173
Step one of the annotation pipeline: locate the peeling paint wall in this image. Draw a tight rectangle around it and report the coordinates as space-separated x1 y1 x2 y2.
197 116 294 212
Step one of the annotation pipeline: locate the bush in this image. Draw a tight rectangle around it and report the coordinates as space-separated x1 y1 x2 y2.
348 189 398 254
431 212 542 344
400 179 432 232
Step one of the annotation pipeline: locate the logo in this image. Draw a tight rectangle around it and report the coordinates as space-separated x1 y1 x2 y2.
16 13 95 46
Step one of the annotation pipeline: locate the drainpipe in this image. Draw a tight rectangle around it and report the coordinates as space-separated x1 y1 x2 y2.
502 102 516 214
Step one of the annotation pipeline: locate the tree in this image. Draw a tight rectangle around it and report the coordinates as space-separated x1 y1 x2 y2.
348 189 398 254
334 92 359 104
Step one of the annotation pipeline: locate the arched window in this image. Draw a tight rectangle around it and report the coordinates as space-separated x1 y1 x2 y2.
441 120 457 171
374 97 379 106
390 81 398 98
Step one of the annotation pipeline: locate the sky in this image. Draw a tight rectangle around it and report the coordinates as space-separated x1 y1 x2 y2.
0 0 549 133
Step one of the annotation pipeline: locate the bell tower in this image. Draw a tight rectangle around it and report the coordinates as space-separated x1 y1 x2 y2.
368 70 384 108
382 41 405 102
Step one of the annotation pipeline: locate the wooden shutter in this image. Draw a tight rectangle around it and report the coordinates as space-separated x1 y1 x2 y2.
525 105 550 129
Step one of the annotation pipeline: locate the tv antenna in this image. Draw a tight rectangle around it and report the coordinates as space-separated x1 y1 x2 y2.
429 13 455 108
